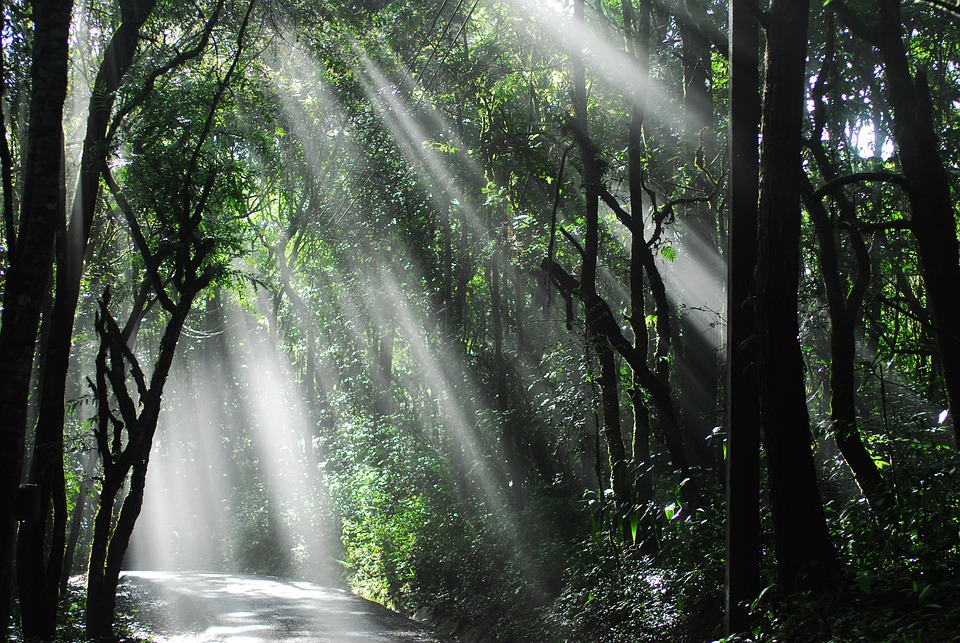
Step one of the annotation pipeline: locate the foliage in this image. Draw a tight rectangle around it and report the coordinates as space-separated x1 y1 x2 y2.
3 0 960 640
7 579 153 643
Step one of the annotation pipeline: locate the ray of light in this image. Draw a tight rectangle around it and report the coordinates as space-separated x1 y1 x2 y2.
133 360 235 572
503 0 698 134
225 293 338 577
356 51 490 240
262 38 559 597
133 295 339 589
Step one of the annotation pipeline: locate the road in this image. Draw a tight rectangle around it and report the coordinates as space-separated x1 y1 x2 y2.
119 571 456 642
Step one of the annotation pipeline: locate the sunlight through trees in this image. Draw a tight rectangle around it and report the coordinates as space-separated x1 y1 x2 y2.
1 0 959 641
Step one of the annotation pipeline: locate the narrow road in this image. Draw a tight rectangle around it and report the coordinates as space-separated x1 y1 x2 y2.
120 571 456 642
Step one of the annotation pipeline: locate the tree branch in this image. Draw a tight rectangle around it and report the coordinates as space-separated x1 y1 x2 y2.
559 225 586 259
547 145 571 276
182 0 256 199
107 0 225 144
813 171 911 199
917 0 960 18
651 0 731 58
598 186 634 230
831 1 882 46
856 219 911 233
102 163 176 313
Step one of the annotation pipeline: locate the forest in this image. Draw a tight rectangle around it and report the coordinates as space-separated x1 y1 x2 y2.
1 0 959 640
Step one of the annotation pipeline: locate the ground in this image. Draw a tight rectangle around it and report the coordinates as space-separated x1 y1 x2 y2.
119 571 457 642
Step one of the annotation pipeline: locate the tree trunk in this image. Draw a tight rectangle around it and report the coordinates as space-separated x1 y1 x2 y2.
543 259 694 489
85 452 155 639
0 2 74 636
87 299 193 640
725 0 761 630
441 203 453 338
679 0 713 143
677 0 721 466
623 0 653 506
802 179 894 523
0 27 15 256
827 298 893 516
60 448 98 595
16 229 63 641
490 255 525 504
373 326 394 423
572 0 632 509
84 471 123 641
99 455 150 631
304 322 317 465
453 212 469 337
756 0 837 590
871 2 960 446
18 3 161 636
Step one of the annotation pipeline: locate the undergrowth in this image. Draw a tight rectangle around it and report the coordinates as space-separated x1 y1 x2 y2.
8 578 155 643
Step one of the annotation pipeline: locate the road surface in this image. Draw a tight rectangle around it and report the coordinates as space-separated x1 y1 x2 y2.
120 570 456 642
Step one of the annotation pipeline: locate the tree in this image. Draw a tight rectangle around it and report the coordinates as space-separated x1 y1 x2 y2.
85 2 255 635
0 2 75 636
755 0 837 589
570 0 631 508
542 0 701 521
799 15 894 524
16 3 164 637
725 0 761 630
835 0 960 447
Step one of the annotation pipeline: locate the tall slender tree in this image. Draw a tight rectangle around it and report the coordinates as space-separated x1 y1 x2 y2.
0 2 75 636
726 0 761 630
85 2 255 636
17 4 163 637
756 0 837 589
835 0 960 446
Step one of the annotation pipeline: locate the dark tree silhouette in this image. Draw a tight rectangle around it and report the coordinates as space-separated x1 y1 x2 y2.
756 0 837 589
0 2 75 637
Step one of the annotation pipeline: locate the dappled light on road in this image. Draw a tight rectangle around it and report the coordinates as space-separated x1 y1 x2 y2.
122 571 451 642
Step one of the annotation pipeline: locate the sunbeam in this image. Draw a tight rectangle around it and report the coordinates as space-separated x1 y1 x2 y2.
131 294 340 588
504 0 696 134
5 2 956 641
356 51 489 241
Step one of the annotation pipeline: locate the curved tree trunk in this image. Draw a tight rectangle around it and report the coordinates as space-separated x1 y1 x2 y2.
805 185 894 520
799 15 894 525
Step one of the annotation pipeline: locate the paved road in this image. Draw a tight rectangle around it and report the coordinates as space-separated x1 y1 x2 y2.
120 571 455 642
